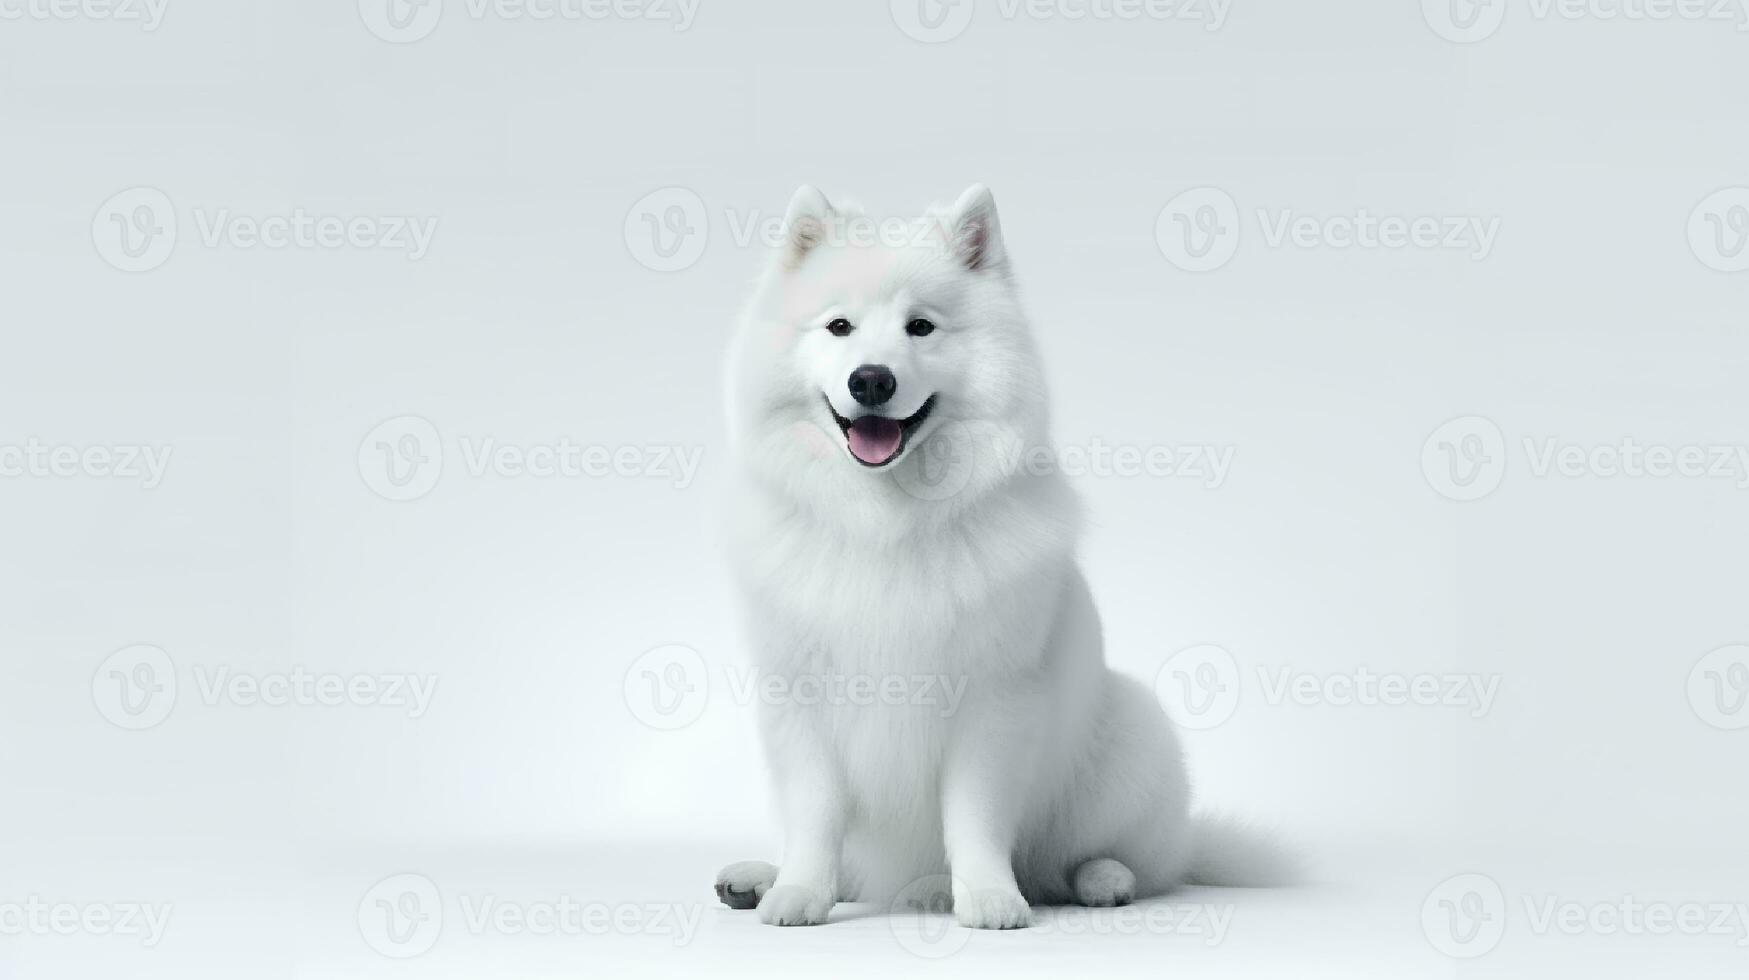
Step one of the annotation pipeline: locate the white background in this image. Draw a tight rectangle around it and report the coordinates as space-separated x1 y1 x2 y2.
3 0 1748 976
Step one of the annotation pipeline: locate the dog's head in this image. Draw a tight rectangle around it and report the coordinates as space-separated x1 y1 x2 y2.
729 185 1053 524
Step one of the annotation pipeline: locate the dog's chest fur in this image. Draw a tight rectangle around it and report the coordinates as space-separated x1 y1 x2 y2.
733 488 1075 678
732 486 1076 831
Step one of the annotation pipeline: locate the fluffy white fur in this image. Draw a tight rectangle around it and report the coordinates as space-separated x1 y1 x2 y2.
716 185 1284 929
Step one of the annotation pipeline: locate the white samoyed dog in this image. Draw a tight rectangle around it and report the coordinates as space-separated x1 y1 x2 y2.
715 185 1285 929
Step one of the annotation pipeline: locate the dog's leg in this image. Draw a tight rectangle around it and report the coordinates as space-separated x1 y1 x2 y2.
715 860 777 910
757 735 845 926
1071 858 1136 907
941 693 1036 930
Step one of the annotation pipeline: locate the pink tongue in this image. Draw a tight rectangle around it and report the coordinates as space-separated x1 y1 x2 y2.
847 416 903 465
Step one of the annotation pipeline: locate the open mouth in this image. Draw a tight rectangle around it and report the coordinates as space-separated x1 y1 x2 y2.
825 394 937 468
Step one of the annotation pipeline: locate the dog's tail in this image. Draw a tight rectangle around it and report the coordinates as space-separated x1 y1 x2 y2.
1182 813 1299 887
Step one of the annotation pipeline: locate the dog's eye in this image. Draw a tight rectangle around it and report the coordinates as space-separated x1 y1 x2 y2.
826 318 854 337
906 318 936 337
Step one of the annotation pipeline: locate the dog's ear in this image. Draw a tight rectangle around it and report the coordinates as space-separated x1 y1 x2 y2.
947 184 1006 272
781 185 834 269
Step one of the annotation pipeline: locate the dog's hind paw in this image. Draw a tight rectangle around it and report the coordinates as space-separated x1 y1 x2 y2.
1072 858 1136 907
715 860 778 910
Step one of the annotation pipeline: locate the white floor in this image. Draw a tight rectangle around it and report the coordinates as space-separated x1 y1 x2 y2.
9 839 1745 979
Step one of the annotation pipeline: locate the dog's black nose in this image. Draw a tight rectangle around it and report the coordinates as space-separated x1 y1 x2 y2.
847 364 896 407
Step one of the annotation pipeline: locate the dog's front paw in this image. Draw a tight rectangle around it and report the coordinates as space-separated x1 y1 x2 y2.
952 886 1033 930
757 883 834 926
